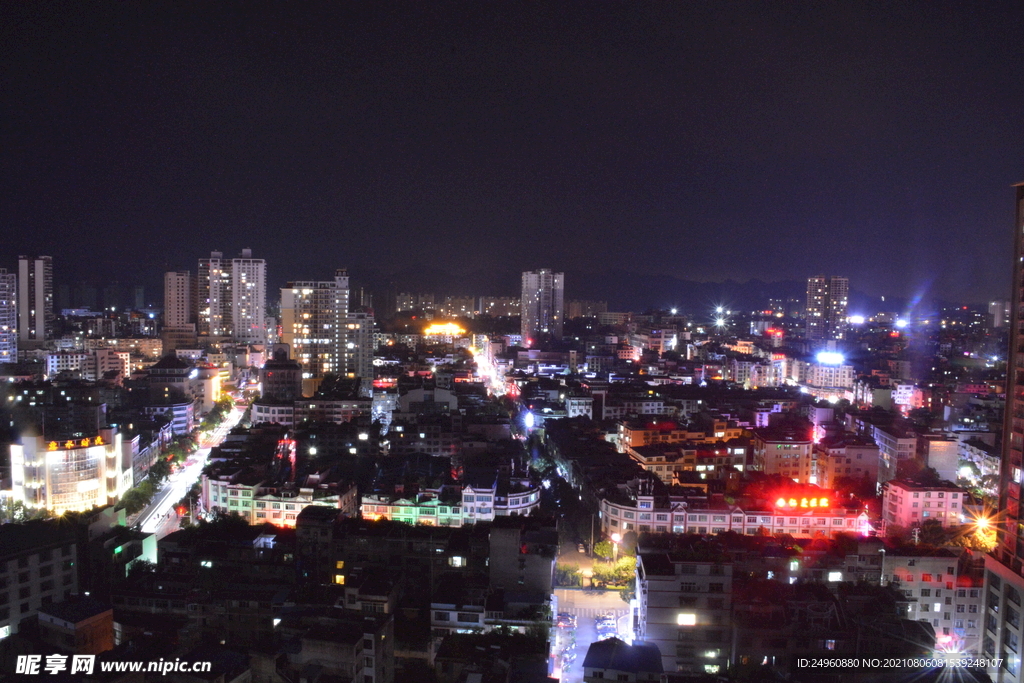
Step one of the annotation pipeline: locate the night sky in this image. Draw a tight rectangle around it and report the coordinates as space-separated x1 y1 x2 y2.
2 2 1023 304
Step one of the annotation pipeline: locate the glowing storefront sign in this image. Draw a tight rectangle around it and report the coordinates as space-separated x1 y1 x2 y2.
774 496 829 509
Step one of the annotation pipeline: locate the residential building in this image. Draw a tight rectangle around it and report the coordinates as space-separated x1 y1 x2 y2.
344 311 375 382
881 479 969 533
751 422 816 483
566 299 608 319
805 275 849 341
231 249 266 345
881 549 983 655
37 598 114 655
280 271 349 394
599 493 866 539
815 433 882 490
197 249 266 344
636 552 733 674
163 270 192 328
520 269 564 345
625 441 747 484
197 251 230 336
478 296 520 317
0 519 79 639
260 344 303 401
162 270 196 353
582 638 662 683
361 480 542 527
0 268 15 363
203 473 359 527
985 183 1024 682
18 255 53 344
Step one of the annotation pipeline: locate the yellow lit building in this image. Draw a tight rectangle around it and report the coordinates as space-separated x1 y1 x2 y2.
10 428 130 514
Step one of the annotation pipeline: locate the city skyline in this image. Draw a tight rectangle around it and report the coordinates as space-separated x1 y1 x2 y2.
2 3 1023 305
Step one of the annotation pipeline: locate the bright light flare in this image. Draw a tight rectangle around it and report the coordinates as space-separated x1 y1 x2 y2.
847 315 865 325
816 351 845 365
424 322 465 336
895 319 908 329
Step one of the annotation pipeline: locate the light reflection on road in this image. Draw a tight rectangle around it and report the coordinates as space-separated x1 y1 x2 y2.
138 405 245 537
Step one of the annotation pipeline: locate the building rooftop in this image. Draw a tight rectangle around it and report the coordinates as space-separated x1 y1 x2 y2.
38 597 112 625
0 518 78 558
149 354 191 370
884 478 964 492
582 637 663 674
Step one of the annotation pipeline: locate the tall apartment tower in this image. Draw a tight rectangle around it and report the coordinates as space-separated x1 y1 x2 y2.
344 311 375 383
198 252 230 337
197 249 266 344
17 255 53 345
164 271 193 328
231 249 267 345
280 270 350 395
985 183 1024 681
805 275 849 340
521 269 564 346
0 269 16 363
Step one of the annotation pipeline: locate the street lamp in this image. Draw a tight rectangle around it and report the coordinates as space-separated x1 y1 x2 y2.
611 533 622 562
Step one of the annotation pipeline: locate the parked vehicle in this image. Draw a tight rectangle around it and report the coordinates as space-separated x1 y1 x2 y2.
555 612 577 628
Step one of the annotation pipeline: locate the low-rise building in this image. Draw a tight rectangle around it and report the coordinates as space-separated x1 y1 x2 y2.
0 519 79 639
636 552 733 674
582 637 663 683
882 548 984 655
751 422 816 483
362 479 541 527
625 439 747 484
881 478 970 533
203 469 358 527
599 491 867 539
815 432 882 490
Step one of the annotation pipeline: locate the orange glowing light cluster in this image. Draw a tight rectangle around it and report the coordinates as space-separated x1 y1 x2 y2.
775 497 830 509
48 436 104 450
424 323 465 336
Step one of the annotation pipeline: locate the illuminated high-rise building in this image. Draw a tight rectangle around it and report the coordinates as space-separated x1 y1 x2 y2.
231 249 266 345
521 269 564 346
984 183 1024 678
197 249 266 344
17 255 53 345
198 252 229 337
344 311 374 382
805 275 849 340
280 270 349 395
0 269 15 363
163 271 193 328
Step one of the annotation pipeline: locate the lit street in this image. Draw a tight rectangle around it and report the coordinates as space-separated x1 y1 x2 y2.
553 588 632 683
136 405 246 538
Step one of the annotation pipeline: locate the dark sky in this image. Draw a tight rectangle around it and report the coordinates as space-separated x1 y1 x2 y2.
2 2 1023 303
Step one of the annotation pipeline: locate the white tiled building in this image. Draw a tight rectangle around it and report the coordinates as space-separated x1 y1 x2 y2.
881 479 969 533
599 493 868 539
636 553 733 674
882 550 983 655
